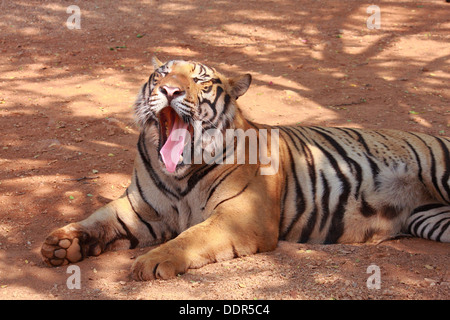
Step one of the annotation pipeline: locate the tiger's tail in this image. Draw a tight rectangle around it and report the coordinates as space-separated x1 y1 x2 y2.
405 204 450 242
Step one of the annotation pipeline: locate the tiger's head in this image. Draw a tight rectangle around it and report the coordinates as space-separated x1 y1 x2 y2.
134 58 252 173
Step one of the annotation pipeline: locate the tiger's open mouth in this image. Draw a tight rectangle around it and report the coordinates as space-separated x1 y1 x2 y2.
157 107 193 172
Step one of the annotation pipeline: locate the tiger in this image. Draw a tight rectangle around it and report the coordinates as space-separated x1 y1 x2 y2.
41 58 450 281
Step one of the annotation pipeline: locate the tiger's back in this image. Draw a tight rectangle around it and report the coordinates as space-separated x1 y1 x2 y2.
277 125 450 243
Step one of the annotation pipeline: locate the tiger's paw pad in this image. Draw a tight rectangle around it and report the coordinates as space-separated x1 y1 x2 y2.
41 226 99 267
41 237 82 266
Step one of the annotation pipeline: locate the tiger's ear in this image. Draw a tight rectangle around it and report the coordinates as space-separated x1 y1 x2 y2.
229 74 252 99
152 56 164 70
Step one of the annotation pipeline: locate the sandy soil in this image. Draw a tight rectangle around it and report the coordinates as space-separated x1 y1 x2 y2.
0 0 449 300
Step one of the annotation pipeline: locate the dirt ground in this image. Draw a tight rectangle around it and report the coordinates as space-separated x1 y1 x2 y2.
0 0 449 300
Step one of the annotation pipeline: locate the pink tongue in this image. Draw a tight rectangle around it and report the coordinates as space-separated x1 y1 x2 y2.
160 117 189 173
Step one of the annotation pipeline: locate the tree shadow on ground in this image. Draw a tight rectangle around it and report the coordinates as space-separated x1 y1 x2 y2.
0 0 448 299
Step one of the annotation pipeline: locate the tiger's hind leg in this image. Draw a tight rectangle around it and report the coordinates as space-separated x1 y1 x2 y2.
405 204 450 242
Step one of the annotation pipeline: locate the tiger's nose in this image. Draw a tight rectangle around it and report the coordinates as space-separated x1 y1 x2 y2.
160 86 185 102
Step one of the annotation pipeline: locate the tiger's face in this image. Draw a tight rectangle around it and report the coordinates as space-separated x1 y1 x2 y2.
135 58 251 174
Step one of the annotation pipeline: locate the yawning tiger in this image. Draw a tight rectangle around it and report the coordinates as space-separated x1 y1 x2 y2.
41 58 450 280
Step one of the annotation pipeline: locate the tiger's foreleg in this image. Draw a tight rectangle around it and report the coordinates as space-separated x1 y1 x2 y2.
131 179 280 281
41 190 162 267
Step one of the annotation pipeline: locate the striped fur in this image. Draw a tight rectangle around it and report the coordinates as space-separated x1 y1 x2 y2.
42 59 450 280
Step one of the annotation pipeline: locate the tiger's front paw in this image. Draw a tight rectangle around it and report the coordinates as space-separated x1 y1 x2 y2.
131 248 189 281
41 223 102 267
